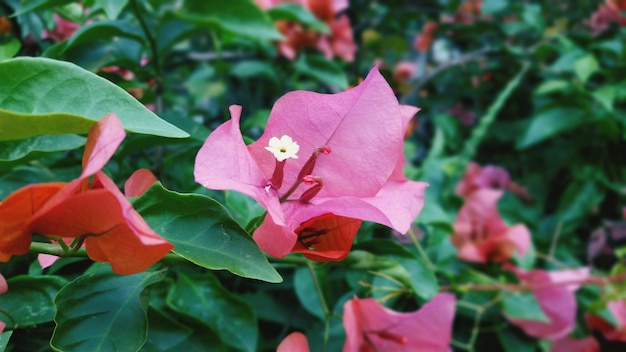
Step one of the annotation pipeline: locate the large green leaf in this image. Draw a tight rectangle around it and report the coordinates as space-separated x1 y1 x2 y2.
175 0 282 41
0 275 68 329
141 308 193 352
166 273 257 352
0 331 12 352
96 0 130 20
12 0 75 16
131 183 282 283
0 57 188 140
51 269 164 352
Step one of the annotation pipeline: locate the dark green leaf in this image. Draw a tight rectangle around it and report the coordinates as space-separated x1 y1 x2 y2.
294 54 348 90
294 266 325 320
12 0 75 16
0 57 188 140
51 269 164 352
141 308 193 352
166 273 257 352
0 134 85 165
175 0 282 41
131 183 282 283
0 275 67 328
63 20 144 52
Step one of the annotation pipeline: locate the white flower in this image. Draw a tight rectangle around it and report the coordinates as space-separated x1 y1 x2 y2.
265 135 299 162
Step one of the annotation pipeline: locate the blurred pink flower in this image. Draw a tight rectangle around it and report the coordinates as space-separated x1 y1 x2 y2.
0 274 6 332
451 189 530 263
446 103 476 126
505 266 590 340
257 0 357 61
587 3 626 35
551 336 600 352
342 293 456 352
413 22 438 52
195 68 427 260
456 162 531 202
277 332 310 352
41 14 80 42
392 61 416 84
585 299 626 342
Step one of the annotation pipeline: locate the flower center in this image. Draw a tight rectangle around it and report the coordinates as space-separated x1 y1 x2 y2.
265 135 300 162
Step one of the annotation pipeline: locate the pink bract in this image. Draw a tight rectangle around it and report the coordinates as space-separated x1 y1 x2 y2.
451 189 530 263
585 299 626 342
342 293 456 352
194 68 427 258
277 332 310 352
456 162 530 201
550 336 599 352
505 266 590 340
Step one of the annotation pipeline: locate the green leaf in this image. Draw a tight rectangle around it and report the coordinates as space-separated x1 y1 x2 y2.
131 183 282 283
167 273 257 352
63 20 144 53
592 86 616 112
0 57 188 140
294 54 348 90
0 331 12 352
501 291 550 322
294 266 326 320
0 275 68 329
51 268 164 352
0 134 85 166
230 60 279 82
267 3 330 33
175 0 282 41
12 0 75 16
574 54 599 83
352 239 438 300
0 39 20 61
482 0 507 15
517 108 587 149
534 79 570 95
141 308 193 352
96 0 129 20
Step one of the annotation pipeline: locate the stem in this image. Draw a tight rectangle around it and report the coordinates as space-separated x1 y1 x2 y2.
407 227 435 270
29 242 186 263
307 261 331 352
440 272 626 293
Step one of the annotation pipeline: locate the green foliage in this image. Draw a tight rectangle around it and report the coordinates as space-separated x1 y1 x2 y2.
51 268 163 352
132 183 282 283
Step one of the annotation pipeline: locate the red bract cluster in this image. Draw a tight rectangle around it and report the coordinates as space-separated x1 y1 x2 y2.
0 114 173 274
41 13 80 42
256 0 357 61
587 0 626 35
195 67 427 261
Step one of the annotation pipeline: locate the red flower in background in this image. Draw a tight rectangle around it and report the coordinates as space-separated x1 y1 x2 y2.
256 0 357 61
0 274 6 333
456 162 531 202
342 293 456 351
0 114 172 274
413 22 438 52
587 0 626 35
451 189 530 263
551 336 599 352
41 14 80 42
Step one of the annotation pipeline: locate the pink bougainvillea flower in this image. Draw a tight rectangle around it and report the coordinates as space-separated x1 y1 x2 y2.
125 168 158 197
551 336 599 352
450 189 530 263
257 0 357 61
585 299 626 342
195 68 427 259
277 332 310 352
505 266 590 340
0 114 172 274
587 1 626 35
342 293 456 352
456 162 531 201
392 61 416 84
41 14 80 42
